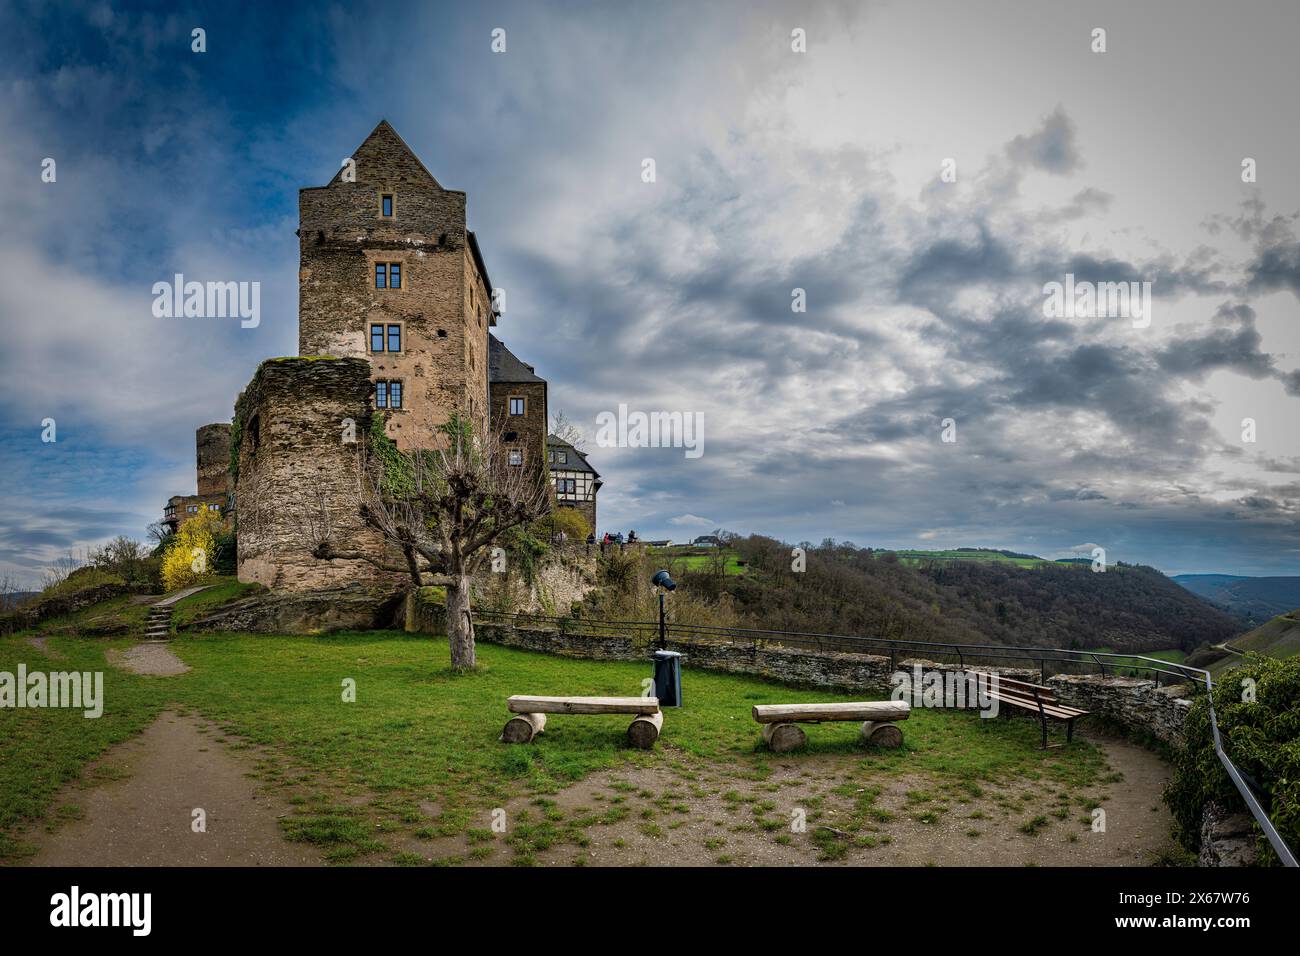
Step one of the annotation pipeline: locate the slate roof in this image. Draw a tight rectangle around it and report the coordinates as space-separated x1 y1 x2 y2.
488 334 545 384
547 435 600 479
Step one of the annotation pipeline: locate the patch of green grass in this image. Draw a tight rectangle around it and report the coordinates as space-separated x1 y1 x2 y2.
1019 815 1051 836
172 577 263 628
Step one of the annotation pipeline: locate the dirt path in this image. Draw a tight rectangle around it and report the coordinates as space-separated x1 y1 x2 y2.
23 711 323 867
106 643 191 676
421 727 1178 867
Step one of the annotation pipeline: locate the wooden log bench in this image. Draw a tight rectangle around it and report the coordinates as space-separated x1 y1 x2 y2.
971 672 1089 748
501 696 664 750
751 701 911 753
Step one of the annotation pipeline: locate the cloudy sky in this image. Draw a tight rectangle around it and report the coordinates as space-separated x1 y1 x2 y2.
1 0 1299 586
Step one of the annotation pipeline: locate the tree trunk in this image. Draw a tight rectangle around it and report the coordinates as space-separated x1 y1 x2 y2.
445 573 476 671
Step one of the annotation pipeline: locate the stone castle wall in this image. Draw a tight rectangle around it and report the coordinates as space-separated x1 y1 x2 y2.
234 357 406 592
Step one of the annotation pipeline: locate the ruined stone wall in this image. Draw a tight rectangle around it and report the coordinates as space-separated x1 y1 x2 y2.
196 423 232 497
298 120 485 451
234 357 406 592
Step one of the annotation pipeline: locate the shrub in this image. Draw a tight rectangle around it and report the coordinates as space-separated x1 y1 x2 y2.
161 512 223 592
1165 654 1300 864
547 507 591 542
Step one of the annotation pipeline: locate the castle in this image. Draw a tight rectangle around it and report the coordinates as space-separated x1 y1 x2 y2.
163 121 600 591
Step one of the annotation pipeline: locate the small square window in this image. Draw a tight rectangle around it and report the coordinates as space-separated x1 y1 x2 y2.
375 263 387 289
508 449 522 466
370 324 384 352
381 193 394 218
387 324 401 353
557 451 567 464
509 396 525 416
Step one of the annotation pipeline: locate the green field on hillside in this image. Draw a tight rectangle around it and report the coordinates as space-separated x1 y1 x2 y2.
1207 611 1300 677
650 545 748 576
889 549 1052 568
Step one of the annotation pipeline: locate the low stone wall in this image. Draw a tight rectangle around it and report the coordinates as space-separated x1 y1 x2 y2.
1047 673 1193 749
474 622 1194 743
0 583 158 635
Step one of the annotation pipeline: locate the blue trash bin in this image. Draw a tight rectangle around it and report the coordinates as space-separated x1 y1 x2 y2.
652 650 682 708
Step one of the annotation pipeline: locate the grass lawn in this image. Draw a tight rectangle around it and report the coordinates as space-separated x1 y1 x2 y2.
1 624 1116 865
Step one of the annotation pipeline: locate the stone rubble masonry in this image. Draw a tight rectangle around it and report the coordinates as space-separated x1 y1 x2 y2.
187 583 405 635
234 357 407 592
490 379 548 494
196 423 232 497
1198 801 1261 867
298 119 491 452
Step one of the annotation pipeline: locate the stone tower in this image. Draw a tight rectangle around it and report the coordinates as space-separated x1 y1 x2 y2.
195 423 232 497
298 119 495 450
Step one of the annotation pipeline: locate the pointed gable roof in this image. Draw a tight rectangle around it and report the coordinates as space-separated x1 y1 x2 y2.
324 119 446 189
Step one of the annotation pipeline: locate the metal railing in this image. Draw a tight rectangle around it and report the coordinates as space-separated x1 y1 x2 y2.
476 609 1297 866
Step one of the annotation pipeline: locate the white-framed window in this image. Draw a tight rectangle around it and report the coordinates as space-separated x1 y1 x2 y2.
508 449 523 466
557 450 567 464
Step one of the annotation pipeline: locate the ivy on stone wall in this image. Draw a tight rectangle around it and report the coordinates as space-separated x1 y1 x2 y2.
368 411 415 498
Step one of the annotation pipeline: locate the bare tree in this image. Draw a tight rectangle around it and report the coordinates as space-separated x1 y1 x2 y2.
342 413 551 671
40 551 82 592
548 408 588 453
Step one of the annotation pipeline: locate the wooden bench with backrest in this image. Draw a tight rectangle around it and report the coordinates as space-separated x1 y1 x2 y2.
751 700 911 753
972 672 1088 748
501 695 664 750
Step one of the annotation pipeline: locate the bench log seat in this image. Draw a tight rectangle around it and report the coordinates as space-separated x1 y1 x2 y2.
752 700 911 752
971 673 1089 748
501 695 663 749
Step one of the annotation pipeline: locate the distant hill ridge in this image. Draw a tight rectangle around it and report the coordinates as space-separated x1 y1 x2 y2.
685 536 1243 653
1172 574 1300 625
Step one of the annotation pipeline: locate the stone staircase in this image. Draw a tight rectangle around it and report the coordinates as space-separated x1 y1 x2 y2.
141 585 213 644
143 604 173 643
